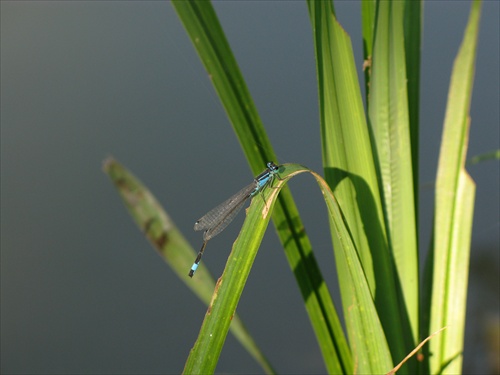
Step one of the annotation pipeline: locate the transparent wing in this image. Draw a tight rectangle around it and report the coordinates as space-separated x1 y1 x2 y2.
194 181 257 233
202 197 248 241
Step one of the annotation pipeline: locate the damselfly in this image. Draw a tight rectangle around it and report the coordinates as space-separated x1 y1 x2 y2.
189 161 281 277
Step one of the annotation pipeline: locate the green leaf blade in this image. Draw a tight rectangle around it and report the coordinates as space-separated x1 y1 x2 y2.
183 165 296 374
368 2 419 363
427 1 481 373
404 0 422 210
310 169 393 374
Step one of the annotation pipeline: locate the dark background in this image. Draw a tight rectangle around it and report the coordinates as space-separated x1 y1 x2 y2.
2 1 499 374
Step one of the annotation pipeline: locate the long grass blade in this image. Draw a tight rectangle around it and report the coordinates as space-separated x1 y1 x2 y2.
367 2 419 368
183 165 289 374
404 0 422 214
425 1 481 373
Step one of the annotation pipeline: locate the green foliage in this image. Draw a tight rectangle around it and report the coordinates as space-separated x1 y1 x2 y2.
105 1 482 373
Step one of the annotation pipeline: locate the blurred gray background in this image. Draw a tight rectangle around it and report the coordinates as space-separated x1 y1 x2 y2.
1 1 498 374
